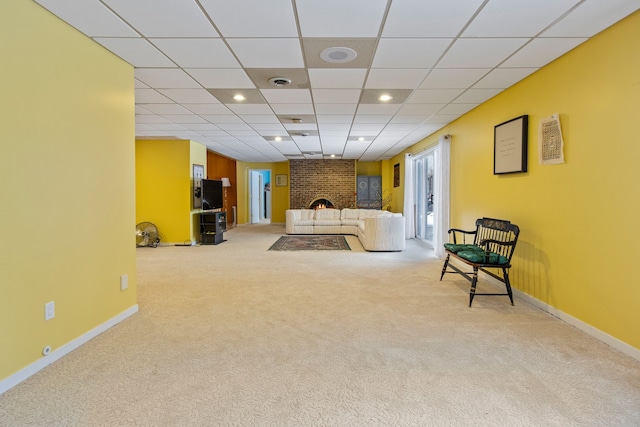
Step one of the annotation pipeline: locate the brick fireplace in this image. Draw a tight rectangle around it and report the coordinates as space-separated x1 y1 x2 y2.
289 160 356 209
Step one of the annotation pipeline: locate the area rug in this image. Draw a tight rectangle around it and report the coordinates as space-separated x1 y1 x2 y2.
269 235 351 251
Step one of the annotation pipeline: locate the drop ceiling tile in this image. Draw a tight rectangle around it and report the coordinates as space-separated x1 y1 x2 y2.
312 89 362 104
316 115 355 124
34 0 138 37
225 104 274 115
408 89 464 104
135 89 173 104
141 103 194 115
200 115 243 124
134 79 149 89
454 88 503 104
161 115 207 124
473 68 539 89
136 115 171 124
217 123 254 132
372 39 452 68
200 0 298 37
356 104 403 115
425 114 463 124
151 123 188 131
94 38 173 67
308 69 368 88
207 89 265 104
151 39 240 68
353 115 393 124
318 124 351 132
135 105 154 115
135 69 201 89
270 104 315 115
397 104 445 115
198 130 232 137
183 104 233 115
253 124 289 133
184 124 221 131
135 124 156 132
260 89 312 104
542 0 640 37
239 115 281 124
420 69 491 89
227 39 304 68
284 123 319 131
102 0 219 37
350 123 386 133
463 0 580 37
437 38 529 68
303 39 376 69
157 89 220 104
186 69 255 89
501 38 587 68
383 0 485 37
389 115 430 124
245 69 310 89
365 69 429 89
360 89 413 104
296 0 388 37
314 104 358 115
384 124 421 132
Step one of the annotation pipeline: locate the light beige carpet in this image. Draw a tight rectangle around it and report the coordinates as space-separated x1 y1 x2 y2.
1 224 639 426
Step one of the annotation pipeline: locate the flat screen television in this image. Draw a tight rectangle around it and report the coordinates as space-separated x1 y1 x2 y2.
201 179 223 210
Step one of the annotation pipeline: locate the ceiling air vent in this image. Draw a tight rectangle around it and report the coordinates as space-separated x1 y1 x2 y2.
268 77 292 87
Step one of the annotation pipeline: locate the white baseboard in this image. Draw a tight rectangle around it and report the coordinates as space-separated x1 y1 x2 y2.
0 304 139 395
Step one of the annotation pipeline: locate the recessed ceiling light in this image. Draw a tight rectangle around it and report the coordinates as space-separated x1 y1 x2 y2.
378 94 393 102
330 154 336 158
320 47 358 64
358 137 365 141
233 94 246 101
274 136 282 142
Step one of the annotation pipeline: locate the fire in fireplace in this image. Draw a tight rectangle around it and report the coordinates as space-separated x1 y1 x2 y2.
309 198 335 209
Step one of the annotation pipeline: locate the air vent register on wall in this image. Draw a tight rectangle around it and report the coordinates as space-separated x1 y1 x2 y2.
202 179 223 211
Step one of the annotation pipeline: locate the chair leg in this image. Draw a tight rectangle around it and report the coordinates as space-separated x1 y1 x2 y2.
503 268 514 305
440 254 450 281
469 267 479 307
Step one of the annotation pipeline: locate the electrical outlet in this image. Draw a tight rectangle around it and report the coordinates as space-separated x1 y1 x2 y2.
120 274 128 291
45 301 55 321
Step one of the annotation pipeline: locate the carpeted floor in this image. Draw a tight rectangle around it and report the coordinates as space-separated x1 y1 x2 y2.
1 223 639 426
269 235 351 251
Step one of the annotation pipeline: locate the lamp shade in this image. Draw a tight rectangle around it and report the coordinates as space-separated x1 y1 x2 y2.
221 177 231 187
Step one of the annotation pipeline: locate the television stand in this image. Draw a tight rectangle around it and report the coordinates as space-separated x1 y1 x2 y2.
200 211 227 245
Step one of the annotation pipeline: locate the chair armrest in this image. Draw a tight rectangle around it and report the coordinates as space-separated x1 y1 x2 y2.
447 228 477 244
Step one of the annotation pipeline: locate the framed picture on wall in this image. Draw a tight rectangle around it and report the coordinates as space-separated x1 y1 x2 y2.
193 164 204 209
275 174 288 187
393 163 400 187
494 115 528 174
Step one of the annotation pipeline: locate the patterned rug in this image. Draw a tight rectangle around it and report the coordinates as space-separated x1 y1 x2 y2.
269 235 351 251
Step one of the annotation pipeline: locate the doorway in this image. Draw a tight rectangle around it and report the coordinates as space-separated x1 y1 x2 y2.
249 169 271 224
414 147 436 247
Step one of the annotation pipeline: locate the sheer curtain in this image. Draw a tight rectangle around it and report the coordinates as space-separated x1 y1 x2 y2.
403 153 414 239
434 135 451 258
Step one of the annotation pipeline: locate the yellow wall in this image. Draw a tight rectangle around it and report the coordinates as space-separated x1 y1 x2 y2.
356 161 381 176
136 139 207 244
389 11 640 350
0 0 136 379
236 161 289 224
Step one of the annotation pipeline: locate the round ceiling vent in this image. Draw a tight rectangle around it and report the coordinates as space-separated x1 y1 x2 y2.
320 47 358 64
268 77 292 87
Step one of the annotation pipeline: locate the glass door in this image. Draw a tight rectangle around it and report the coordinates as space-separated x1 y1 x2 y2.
414 148 436 246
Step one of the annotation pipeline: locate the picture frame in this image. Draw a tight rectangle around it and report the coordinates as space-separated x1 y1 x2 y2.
275 174 288 187
193 164 204 209
494 115 528 175
393 163 400 187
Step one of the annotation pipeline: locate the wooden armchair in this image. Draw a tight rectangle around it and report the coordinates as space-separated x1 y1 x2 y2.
439 218 520 307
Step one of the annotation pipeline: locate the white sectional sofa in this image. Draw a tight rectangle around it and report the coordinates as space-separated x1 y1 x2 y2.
285 208 406 252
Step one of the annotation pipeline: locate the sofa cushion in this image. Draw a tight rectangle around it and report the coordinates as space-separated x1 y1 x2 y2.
341 208 360 220
299 209 315 220
295 219 315 226
358 209 382 219
314 209 340 220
